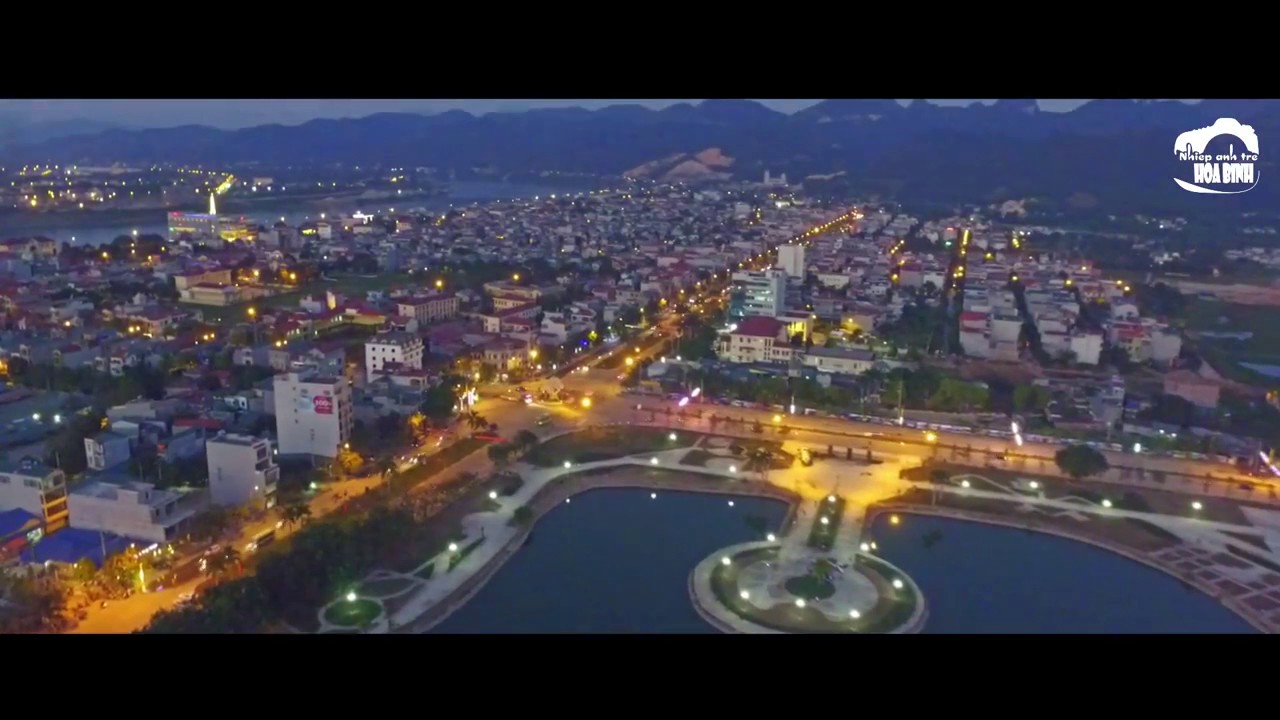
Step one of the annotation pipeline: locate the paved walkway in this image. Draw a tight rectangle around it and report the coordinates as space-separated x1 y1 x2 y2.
321 423 1280 634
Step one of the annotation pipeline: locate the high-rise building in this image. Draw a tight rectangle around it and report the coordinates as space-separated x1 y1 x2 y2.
273 372 353 459
776 244 806 278
730 269 787 318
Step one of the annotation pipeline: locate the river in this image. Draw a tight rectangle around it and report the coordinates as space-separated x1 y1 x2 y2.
0 180 601 248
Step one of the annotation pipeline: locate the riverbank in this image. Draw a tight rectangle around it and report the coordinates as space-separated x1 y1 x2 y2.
396 463 800 633
865 502 1273 634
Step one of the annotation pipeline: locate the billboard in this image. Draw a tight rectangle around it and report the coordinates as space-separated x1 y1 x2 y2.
313 395 334 415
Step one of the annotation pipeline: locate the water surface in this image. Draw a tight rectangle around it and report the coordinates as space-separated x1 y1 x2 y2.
432 487 787 634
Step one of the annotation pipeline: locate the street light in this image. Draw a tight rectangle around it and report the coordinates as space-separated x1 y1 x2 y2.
489 491 498 500
345 591 357 602
448 542 459 553
766 533 776 542
721 556 731 566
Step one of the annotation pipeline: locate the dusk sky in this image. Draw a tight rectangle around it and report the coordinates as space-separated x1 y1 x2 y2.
0 99 1178 130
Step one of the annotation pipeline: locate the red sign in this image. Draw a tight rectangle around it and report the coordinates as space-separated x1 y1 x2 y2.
313 396 334 415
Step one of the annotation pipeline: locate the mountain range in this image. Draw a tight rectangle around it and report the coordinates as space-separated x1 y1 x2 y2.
6 99 1279 216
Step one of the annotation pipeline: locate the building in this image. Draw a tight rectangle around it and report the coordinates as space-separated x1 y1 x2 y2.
715 316 795 364
0 457 69 532
205 433 279 509
172 267 234 292
802 347 875 376
364 331 425 382
167 211 218 242
273 371 353 459
68 474 193 544
396 293 459 324
84 431 133 471
776 244 806 278
730 270 787 318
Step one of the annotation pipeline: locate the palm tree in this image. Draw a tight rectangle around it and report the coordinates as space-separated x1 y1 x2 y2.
204 547 241 579
277 502 311 530
743 447 773 483
465 411 489 433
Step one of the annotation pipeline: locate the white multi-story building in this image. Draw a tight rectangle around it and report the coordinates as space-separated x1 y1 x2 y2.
731 269 787 318
206 433 280 509
0 457 69 531
716 316 794 364
68 474 193 543
273 371 353 459
776 244 806 278
365 331 424 382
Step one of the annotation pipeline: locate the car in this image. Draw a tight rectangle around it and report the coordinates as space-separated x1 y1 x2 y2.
536 415 552 427
176 591 196 605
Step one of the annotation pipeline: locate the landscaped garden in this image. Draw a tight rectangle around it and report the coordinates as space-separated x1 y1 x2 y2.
808 495 847 550
323 598 382 629
708 546 920 634
526 427 698 467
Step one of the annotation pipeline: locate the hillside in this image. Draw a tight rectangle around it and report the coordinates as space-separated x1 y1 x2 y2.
6 100 1279 217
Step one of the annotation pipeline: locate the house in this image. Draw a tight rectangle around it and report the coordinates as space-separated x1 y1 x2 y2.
68 474 194 544
0 457 70 532
205 433 279 510
84 431 133 471
715 316 796 365
801 347 875 376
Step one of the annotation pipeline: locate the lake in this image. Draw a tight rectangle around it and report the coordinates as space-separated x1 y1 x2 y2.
0 180 601 248
430 490 1257 633
867 514 1257 634
431 488 788 634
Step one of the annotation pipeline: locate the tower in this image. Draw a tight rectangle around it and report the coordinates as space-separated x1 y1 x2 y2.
208 190 217 216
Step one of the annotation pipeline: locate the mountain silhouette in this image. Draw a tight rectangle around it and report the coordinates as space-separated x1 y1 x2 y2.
4 99 1276 216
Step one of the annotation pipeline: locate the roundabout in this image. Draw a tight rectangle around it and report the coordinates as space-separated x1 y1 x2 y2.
692 542 927 634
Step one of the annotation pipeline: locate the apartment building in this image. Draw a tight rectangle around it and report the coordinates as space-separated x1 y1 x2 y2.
68 474 193 544
273 371 354 459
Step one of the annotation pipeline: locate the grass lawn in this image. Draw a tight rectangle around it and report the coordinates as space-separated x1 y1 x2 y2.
681 449 717 467
323 598 382 628
358 577 415 597
784 574 835 600
447 537 486 572
1185 298 1280 382
808 496 847 551
526 426 697 467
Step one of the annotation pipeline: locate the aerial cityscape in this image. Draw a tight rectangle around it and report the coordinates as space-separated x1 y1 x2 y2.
1 98 1279 635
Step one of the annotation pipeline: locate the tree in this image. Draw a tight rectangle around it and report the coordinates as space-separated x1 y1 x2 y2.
487 443 512 469
512 430 539 455
1013 385 1052 413
743 447 773 482
69 558 98 584
187 507 234 543
465 411 489 433
277 502 312 530
337 447 364 475
205 546 242 579
1055 445 1110 479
